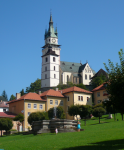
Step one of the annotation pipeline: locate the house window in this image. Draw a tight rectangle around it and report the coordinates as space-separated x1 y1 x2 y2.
98 100 102 103
39 104 43 110
34 104 37 109
85 74 87 80
78 96 80 101
53 57 55 62
67 96 69 101
46 57 48 62
81 96 83 101
87 97 89 102
54 74 56 78
55 100 58 105
28 104 31 109
54 66 55 71
45 66 47 71
97 92 100 97
89 75 91 79
45 74 47 79
60 100 63 106
76 78 77 83
28 112 30 116
50 100 53 105
3 109 6 112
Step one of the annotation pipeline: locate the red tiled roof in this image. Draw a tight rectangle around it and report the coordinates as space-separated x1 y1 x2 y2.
92 83 105 92
0 101 9 108
61 86 92 94
7 92 46 104
0 112 17 118
40 89 64 97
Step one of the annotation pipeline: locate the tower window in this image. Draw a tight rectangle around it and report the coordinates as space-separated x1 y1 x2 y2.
54 66 55 71
45 66 47 71
89 75 91 80
45 74 47 79
85 74 87 80
46 57 48 62
54 74 56 78
53 57 55 62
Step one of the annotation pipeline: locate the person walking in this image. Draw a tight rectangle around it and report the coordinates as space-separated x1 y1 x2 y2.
55 128 58 135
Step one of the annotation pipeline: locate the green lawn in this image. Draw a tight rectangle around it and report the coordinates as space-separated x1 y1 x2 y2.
0 114 124 150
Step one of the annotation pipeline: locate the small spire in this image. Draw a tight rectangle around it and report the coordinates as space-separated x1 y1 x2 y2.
50 13 53 23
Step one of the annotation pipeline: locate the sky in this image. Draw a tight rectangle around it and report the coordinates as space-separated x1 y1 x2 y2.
0 0 124 100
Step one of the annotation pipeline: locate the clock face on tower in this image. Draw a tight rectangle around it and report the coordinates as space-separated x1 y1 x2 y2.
52 39 56 43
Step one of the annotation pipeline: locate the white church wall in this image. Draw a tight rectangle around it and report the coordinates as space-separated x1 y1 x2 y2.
62 72 72 84
82 63 94 85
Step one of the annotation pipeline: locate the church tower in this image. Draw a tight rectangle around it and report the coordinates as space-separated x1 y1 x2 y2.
41 14 61 88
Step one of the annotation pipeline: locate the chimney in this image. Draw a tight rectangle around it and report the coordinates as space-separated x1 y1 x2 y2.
16 93 21 100
38 91 41 95
56 88 58 91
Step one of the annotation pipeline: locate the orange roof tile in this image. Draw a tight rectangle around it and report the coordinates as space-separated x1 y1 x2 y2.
0 112 17 118
61 86 92 94
8 92 46 104
91 83 105 92
40 89 64 97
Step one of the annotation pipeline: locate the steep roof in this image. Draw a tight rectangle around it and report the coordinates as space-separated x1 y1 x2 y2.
60 61 96 74
61 86 92 94
0 101 9 108
91 83 105 92
0 112 17 118
91 69 108 79
8 92 46 104
40 89 64 97
0 96 8 102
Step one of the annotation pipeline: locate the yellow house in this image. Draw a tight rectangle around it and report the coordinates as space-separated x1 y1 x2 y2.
8 92 46 131
8 86 93 131
92 83 109 105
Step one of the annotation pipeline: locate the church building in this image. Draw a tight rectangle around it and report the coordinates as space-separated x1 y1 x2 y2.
41 14 95 88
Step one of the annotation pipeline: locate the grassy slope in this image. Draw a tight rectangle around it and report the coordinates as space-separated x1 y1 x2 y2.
0 114 124 150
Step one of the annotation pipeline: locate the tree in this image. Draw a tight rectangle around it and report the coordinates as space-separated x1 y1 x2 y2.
48 106 65 119
20 89 25 96
14 113 24 132
0 118 13 137
103 49 124 120
56 82 88 90
90 74 107 88
28 112 49 125
79 105 92 126
26 78 41 93
1 90 8 100
68 105 80 119
103 100 117 121
92 107 106 124
9 94 16 101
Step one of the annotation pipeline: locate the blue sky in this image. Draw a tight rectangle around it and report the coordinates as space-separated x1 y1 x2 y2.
0 0 124 100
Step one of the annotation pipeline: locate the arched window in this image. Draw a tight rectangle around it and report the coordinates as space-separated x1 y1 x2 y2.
85 74 87 80
53 57 55 62
67 75 69 82
61 74 63 83
54 66 55 71
46 57 48 62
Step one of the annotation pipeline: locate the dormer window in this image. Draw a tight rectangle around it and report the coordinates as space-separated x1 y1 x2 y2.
72 64 74 66
70 67 72 69
62 62 65 65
